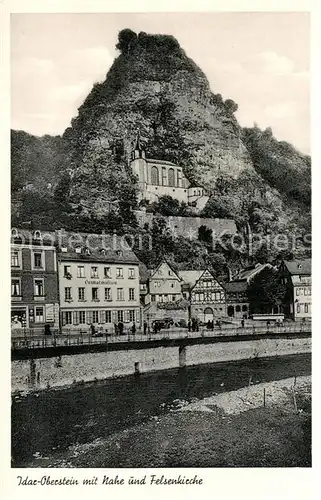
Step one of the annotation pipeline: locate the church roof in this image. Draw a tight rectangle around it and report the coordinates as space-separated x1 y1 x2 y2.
146 158 177 167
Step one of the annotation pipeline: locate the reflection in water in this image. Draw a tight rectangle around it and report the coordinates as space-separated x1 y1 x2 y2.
12 353 310 467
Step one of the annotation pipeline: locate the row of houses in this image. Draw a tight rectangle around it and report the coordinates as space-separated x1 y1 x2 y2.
140 259 311 325
10 228 311 332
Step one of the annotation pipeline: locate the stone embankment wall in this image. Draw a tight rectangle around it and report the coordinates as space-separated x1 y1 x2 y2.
12 337 311 393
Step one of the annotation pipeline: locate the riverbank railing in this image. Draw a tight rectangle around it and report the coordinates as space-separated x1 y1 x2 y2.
11 322 312 351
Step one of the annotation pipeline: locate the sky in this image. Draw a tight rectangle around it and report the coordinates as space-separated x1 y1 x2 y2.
11 12 310 153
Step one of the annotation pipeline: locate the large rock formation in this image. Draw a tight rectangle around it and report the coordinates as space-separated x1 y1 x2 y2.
64 30 254 190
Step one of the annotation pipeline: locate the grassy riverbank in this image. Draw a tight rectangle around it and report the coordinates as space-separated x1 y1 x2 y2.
27 378 311 468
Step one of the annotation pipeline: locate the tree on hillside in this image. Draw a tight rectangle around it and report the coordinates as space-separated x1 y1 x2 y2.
147 195 192 217
116 29 137 54
247 267 286 314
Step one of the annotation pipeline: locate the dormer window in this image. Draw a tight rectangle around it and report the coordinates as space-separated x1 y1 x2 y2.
34 230 42 240
75 247 82 254
116 250 123 257
100 249 106 256
298 264 302 270
61 246 68 253
85 248 90 255
11 228 19 238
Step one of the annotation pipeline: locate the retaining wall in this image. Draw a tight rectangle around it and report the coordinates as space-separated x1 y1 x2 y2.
11 337 311 393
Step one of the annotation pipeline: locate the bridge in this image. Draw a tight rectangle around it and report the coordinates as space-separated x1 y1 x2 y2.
12 323 312 363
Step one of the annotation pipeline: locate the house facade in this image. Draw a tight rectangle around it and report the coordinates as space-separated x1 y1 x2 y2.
11 229 59 332
141 261 189 325
189 269 226 322
131 133 209 212
224 263 272 319
280 259 311 321
224 281 249 319
57 232 140 331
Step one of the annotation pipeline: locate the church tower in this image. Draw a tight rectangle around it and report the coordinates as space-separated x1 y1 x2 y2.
130 130 147 201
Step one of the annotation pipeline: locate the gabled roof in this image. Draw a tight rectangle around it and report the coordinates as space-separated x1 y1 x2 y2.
192 269 225 290
283 259 311 276
149 259 180 281
235 263 272 282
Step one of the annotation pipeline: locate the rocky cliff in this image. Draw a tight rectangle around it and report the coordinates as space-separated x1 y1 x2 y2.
11 29 311 264
64 30 253 190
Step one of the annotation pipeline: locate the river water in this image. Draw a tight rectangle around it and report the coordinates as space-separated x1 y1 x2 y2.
12 353 311 467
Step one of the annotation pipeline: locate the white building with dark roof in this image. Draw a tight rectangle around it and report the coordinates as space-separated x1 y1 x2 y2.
57 231 140 331
280 259 311 321
130 132 209 212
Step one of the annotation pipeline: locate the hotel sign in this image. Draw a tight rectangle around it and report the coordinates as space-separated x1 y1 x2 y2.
85 280 117 285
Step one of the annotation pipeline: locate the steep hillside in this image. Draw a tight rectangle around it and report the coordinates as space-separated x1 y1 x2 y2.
11 130 66 193
11 29 311 267
64 30 253 190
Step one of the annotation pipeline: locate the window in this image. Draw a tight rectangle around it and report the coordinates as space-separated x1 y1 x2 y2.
93 311 99 323
78 287 85 301
35 306 44 323
64 287 72 301
170 282 175 288
128 268 135 279
177 169 182 187
151 295 156 302
104 267 111 278
91 266 99 278
304 304 309 313
105 288 112 301
65 311 72 325
296 288 300 296
77 266 85 278
200 293 204 301
92 288 99 301
33 252 43 269
116 268 123 278
64 265 71 277
172 295 176 301
162 167 167 186
296 303 300 313
11 251 20 268
129 288 135 301
105 310 112 323
34 279 44 297
168 168 175 187
151 166 160 185
117 310 124 322
117 288 124 301
129 310 135 322
79 311 86 324
11 279 20 296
